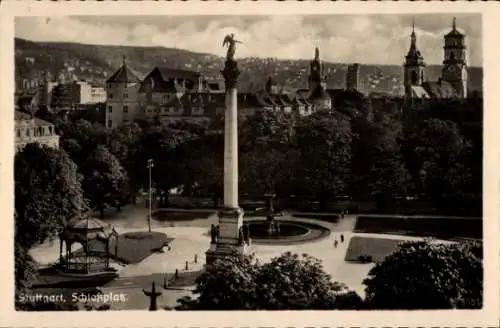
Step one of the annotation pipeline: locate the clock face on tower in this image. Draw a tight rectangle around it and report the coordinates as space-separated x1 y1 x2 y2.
444 64 462 79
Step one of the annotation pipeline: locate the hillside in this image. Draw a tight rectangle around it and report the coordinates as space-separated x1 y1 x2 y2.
15 38 483 95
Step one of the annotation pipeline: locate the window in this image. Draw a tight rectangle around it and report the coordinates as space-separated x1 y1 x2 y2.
26 129 30 137
123 105 128 113
16 129 20 138
49 126 53 135
108 106 113 113
107 83 112 89
123 119 129 124
107 120 112 128
109 94 113 99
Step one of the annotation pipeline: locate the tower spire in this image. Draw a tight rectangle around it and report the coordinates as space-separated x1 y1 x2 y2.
410 18 417 47
315 47 319 61
452 16 457 30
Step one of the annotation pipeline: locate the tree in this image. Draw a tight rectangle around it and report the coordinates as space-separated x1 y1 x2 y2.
14 233 38 296
294 112 352 209
254 252 350 310
363 240 482 309
136 124 191 205
405 118 469 210
81 145 129 218
176 252 361 310
176 133 224 205
177 253 259 310
57 119 108 168
15 143 87 249
15 144 86 294
238 110 296 198
358 113 411 206
106 122 144 203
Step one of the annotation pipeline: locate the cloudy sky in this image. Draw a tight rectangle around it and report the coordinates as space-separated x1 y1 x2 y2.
15 14 482 66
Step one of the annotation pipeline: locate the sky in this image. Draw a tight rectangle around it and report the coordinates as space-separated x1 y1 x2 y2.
15 14 482 66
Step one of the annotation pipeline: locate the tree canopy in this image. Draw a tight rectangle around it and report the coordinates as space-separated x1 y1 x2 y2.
176 252 361 310
15 143 87 248
363 240 482 309
14 143 87 294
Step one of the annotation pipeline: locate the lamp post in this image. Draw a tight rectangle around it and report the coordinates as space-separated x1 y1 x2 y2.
147 158 154 232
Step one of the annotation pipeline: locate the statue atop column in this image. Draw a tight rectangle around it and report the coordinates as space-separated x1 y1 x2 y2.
222 33 242 89
222 33 242 62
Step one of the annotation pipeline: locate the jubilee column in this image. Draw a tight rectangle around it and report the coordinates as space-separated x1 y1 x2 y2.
206 35 251 266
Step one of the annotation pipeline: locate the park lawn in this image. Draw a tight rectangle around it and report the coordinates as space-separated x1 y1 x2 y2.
354 216 482 239
84 231 173 264
344 236 405 263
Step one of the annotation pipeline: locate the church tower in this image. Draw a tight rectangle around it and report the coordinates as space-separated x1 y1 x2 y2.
403 20 426 99
442 17 468 98
308 47 327 93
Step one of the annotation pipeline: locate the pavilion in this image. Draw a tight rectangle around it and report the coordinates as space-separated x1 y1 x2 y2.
59 215 119 274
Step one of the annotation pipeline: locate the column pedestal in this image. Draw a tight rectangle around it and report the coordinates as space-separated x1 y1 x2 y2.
206 207 253 266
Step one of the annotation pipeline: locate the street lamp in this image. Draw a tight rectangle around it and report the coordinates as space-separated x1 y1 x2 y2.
147 158 154 232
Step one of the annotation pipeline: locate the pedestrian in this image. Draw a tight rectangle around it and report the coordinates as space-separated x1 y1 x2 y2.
340 234 344 243
334 240 338 248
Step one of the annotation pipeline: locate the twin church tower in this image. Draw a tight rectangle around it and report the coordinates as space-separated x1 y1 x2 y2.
404 17 468 99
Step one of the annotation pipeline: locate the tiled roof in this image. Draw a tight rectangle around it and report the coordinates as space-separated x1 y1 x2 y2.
422 80 456 98
310 85 330 100
106 64 141 83
139 77 183 93
445 28 464 38
15 110 54 126
410 85 431 99
157 67 201 80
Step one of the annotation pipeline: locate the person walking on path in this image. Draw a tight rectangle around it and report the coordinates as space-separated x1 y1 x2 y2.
340 234 344 243
334 240 338 248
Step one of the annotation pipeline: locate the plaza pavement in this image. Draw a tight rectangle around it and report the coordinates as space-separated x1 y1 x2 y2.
31 203 448 310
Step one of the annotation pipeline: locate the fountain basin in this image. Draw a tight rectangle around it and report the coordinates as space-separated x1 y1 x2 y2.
245 218 331 245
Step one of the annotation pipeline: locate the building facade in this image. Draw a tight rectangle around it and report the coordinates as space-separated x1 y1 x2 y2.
404 18 468 100
15 111 59 152
441 17 468 98
346 63 360 91
105 59 142 128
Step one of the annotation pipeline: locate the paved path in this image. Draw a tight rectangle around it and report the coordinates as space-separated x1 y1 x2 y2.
30 205 469 310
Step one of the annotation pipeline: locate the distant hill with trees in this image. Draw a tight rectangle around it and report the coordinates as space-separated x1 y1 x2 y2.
15 38 483 95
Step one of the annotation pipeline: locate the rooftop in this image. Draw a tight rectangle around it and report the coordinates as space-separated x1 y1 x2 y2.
15 110 54 126
106 64 141 83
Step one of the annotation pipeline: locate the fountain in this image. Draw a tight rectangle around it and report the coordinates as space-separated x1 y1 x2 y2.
245 194 331 245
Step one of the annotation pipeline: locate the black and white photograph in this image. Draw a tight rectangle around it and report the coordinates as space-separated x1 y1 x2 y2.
1 1 499 327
